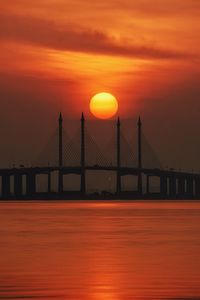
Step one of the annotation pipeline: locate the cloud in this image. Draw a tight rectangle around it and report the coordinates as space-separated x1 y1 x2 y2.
2 0 200 18
0 12 192 60
165 298 200 300
105 0 200 17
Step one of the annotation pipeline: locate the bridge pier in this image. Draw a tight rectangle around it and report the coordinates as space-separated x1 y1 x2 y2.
26 173 36 196
169 176 176 198
186 177 193 198
160 175 168 197
146 175 150 194
137 117 142 195
116 118 121 195
58 171 63 193
81 172 86 194
2 174 10 198
81 113 86 195
14 174 23 197
195 178 200 198
116 173 121 195
48 172 51 193
58 113 63 194
177 177 185 197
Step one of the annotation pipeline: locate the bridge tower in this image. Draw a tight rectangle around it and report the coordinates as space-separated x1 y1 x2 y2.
81 113 86 194
58 112 63 193
137 116 143 195
116 117 121 195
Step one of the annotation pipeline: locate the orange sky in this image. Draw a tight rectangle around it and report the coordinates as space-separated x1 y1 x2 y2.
0 0 200 169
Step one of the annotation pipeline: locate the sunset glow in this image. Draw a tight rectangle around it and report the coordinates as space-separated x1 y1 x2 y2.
1 0 200 120
1 2 200 300
0 0 200 170
90 93 118 119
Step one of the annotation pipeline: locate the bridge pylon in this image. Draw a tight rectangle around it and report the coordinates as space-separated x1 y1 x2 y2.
116 117 121 195
58 112 63 193
81 113 86 194
137 116 143 195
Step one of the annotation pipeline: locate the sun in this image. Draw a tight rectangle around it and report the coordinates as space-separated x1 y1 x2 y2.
89 92 118 119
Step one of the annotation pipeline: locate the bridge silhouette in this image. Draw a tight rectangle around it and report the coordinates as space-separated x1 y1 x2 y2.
0 113 200 200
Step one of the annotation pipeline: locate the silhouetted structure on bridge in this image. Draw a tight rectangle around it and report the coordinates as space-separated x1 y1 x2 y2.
0 113 200 200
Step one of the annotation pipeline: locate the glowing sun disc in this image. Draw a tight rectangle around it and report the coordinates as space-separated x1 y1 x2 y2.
90 92 118 119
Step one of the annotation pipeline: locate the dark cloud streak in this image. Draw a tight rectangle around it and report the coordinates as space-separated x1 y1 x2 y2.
0 13 192 60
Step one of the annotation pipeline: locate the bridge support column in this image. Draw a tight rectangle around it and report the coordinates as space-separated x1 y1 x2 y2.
14 174 23 197
26 173 36 196
186 177 193 198
160 175 168 197
177 177 185 197
58 171 63 193
195 178 200 198
48 172 51 193
2 174 10 198
58 113 63 194
81 171 86 195
81 113 86 195
146 175 150 194
116 118 121 195
81 172 86 194
137 117 142 195
116 173 121 195
169 176 176 198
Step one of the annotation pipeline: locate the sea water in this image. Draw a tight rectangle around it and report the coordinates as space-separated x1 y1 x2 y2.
0 200 200 299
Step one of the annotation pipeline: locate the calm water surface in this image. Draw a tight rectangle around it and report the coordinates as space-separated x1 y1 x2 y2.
0 200 200 300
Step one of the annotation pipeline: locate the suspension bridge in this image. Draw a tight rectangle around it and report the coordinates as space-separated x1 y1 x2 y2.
0 113 200 200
